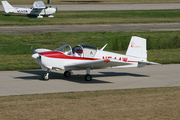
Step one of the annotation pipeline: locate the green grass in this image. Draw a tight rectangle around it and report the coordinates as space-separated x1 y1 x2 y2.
1 31 180 54
0 87 180 119
1 10 180 26
0 31 180 70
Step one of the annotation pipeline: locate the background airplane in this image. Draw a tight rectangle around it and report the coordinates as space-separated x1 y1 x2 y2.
1 1 57 18
31 36 161 81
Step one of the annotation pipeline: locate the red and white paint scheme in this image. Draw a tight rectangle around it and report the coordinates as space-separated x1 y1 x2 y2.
1 1 57 18
31 36 161 81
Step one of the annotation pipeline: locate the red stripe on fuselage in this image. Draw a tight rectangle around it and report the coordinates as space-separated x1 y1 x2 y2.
39 51 100 60
40 51 139 62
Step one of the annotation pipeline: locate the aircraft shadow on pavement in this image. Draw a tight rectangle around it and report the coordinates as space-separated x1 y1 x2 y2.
16 70 149 84
97 72 149 77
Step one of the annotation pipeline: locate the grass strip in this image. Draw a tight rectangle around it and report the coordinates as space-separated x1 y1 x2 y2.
0 31 180 70
1 31 180 54
1 48 179 70
1 10 180 26
0 87 180 119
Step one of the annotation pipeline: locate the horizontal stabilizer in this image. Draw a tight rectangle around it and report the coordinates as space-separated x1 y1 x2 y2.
138 61 162 65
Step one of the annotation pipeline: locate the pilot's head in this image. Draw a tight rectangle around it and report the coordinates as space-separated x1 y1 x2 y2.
72 47 77 53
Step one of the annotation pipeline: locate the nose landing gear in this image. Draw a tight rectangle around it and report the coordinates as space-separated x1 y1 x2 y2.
42 69 50 81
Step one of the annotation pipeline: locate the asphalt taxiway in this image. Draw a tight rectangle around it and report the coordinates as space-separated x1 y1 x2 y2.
1 23 180 34
1 3 180 11
0 64 180 96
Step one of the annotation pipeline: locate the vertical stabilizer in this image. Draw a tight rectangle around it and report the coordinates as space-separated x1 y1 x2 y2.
126 36 147 60
1 1 15 13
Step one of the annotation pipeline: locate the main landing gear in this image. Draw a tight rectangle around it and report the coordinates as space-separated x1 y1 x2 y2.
64 71 71 77
84 68 92 81
42 68 92 81
64 68 92 81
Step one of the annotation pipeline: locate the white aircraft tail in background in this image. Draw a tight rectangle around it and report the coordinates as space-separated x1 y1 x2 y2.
1 1 57 18
1 0 14 13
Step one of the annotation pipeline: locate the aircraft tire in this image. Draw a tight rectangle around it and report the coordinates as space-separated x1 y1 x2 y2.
84 74 92 81
42 73 49 81
64 71 71 77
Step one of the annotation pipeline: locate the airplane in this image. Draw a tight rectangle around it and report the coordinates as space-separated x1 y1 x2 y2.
31 36 161 81
1 1 57 18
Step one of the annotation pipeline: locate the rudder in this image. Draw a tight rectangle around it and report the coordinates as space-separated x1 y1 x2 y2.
1 1 15 13
126 36 147 60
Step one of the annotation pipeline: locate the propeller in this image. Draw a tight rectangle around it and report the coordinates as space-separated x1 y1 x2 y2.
31 45 36 53
56 6 58 11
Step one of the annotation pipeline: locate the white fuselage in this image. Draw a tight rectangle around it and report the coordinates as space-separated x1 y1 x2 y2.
1 1 56 16
10 7 56 15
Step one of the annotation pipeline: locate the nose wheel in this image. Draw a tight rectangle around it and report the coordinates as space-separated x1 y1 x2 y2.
42 73 49 80
42 69 50 81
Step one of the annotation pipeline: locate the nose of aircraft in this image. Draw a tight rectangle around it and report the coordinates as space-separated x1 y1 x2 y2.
32 53 39 59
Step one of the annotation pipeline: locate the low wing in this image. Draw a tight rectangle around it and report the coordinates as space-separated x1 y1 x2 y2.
64 59 133 70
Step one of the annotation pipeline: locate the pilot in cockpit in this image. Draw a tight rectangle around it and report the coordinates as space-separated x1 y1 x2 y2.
72 47 79 57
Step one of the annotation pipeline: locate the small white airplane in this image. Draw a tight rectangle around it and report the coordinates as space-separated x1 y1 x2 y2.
31 36 161 81
1 1 57 18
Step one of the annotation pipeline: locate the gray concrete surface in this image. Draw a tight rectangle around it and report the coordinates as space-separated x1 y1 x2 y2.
1 23 180 34
0 64 180 96
0 3 180 11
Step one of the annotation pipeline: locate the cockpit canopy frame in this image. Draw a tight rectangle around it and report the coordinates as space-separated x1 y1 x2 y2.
55 44 98 58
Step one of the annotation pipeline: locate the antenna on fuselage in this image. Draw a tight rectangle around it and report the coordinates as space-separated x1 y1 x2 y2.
100 44 108 51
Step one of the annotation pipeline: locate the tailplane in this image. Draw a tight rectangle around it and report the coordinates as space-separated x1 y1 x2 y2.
1 1 15 13
126 36 147 61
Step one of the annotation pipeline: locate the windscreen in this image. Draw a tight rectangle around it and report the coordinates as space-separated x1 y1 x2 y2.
55 45 72 55
33 1 46 9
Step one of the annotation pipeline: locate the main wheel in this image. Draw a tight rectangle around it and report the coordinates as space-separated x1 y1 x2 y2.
64 71 71 77
84 74 92 81
42 73 49 81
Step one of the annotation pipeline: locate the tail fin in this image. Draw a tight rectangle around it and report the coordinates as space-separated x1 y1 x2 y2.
1 1 15 13
126 36 147 60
